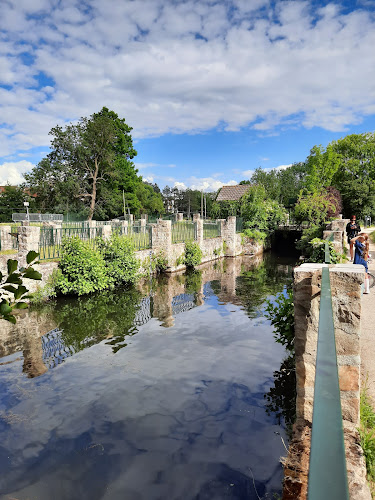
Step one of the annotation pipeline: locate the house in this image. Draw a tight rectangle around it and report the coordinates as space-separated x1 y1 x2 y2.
216 184 251 202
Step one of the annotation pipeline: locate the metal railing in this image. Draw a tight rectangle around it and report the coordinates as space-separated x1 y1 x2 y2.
38 227 103 260
172 221 196 243
12 213 63 222
308 235 349 499
203 221 221 239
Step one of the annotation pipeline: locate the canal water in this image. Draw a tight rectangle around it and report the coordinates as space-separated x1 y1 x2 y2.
0 253 297 500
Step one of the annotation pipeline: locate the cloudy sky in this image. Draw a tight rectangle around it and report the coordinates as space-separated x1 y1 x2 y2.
1 0 375 191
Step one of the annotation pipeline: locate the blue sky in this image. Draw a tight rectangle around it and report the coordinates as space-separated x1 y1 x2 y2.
1 0 375 192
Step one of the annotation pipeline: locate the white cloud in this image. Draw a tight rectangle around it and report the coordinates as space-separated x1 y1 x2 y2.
273 164 292 171
174 181 187 190
189 177 237 192
0 1 375 157
0 161 34 185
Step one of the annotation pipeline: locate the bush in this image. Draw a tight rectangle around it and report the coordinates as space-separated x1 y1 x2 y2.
184 241 202 268
56 237 110 295
305 237 341 264
151 251 168 273
295 224 324 257
242 229 267 242
101 234 139 285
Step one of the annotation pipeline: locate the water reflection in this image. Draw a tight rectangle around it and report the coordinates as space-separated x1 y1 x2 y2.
0 252 297 500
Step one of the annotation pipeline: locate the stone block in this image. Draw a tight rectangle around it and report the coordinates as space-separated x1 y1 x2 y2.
338 365 360 392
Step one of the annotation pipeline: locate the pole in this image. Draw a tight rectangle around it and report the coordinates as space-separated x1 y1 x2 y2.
123 190 126 218
204 195 207 219
201 191 203 218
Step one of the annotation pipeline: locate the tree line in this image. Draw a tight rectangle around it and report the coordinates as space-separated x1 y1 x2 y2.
0 106 374 226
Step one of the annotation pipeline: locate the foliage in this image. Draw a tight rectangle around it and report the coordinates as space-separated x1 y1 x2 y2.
240 185 287 232
332 132 375 219
370 232 375 245
294 189 335 226
325 186 343 218
162 186 216 217
304 144 341 193
56 237 110 295
264 287 295 352
151 251 168 273
242 228 267 242
101 233 139 285
0 251 42 322
360 386 375 484
295 224 324 256
305 238 341 264
24 107 164 220
213 246 222 256
0 185 36 223
184 241 202 268
30 268 61 304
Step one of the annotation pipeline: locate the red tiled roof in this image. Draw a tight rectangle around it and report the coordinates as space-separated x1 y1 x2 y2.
216 184 251 201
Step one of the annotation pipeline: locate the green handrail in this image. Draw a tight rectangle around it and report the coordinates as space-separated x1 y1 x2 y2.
308 235 349 499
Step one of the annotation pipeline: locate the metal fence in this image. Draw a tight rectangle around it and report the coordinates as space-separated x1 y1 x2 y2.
308 234 349 499
203 221 221 239
172 221 196 243
12 213 63 222
38 227 103 260
113 224 152 250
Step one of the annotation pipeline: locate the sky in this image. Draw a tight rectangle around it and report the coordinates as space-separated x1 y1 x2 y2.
1 0 375 192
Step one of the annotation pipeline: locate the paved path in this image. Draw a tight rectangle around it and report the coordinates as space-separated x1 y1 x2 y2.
360 227 375 402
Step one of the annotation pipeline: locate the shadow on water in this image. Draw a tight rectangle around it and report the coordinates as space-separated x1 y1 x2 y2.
0 252 298 500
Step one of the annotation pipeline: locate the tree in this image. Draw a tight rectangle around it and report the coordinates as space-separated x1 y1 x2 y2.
0 185 35 223
304 144 341 193
331 133 375 218
24 107 138 220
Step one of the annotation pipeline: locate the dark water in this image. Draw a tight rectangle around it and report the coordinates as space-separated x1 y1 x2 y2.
0 253 297 500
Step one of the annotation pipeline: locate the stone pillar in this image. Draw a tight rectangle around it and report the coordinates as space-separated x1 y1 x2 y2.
176 213 184 222
102 225 112 241
18 225 40 266
284 262 367 500
222 216 237 256
141 214 148 222
128 214 134 225
140 218 146 232
193 213 203 245
323 230 343 254
151 219 172 268
121 221 128 235
0 225 13 251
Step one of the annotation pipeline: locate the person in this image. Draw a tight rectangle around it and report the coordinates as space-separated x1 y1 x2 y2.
346 216 361 260
351 233 370 294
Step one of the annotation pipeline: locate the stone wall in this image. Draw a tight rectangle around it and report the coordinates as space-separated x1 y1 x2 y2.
283 263 370 499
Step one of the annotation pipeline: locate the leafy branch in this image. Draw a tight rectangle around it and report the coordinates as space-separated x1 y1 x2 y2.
0 251 42 323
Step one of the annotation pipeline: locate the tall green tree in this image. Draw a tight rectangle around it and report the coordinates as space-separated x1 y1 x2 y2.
24 108 138 220
0 186 36 223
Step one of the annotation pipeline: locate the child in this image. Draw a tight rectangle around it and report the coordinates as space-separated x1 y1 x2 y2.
351 233 370 293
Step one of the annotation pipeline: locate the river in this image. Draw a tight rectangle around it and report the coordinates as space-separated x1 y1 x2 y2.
0 252 297 500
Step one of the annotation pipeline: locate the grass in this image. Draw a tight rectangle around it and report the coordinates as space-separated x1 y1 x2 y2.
0 249 17 255
360 384 375 496
370 232 375 244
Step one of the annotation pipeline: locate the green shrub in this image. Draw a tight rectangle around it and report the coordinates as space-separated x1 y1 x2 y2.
102 234 139 285
242 229 267 242
360 387 375 483
305 237 341 264
56 237 110 295
31 268 61 304
151 251 168 273
295 224 324 256
265 287 294 352
184 241 202 268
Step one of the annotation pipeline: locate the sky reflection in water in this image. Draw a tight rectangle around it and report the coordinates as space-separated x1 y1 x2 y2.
0 254 296 500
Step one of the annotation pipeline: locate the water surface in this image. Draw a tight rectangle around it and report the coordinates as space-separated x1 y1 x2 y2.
0 253 296 500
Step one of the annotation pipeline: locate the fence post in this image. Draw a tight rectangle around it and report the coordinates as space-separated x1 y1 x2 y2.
102 225 112 241
151 219 172 266
141 214 148 223
193 213 203 245
176 213 184 222
121 220 128 235
222 216 237 256
17 225 40 266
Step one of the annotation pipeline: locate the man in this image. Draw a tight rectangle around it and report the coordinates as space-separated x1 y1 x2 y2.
346 215 361 260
